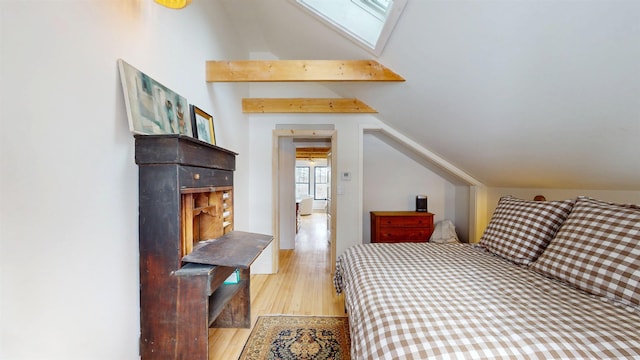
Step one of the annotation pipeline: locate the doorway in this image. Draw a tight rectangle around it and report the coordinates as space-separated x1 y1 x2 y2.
272 129 337 274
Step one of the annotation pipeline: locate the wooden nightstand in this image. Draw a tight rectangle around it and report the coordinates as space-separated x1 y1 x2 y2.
370 211 434 243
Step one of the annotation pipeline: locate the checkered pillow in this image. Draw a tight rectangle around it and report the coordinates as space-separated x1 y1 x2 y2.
531 196 640 307
480 196 575 265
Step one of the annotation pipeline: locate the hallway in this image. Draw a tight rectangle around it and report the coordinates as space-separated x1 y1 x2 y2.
208 212 343 359
296 212 330 249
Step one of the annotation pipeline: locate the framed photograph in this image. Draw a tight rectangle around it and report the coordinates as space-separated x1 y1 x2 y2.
117 59 192 136
190 105 216 145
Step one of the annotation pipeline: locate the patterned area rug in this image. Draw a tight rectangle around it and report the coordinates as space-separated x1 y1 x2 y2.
239 315 350 360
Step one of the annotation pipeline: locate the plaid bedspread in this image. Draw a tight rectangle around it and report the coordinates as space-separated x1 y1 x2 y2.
334 243 640 359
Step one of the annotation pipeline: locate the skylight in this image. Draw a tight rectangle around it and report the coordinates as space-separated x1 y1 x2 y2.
295 0 407 56
351 0 391 20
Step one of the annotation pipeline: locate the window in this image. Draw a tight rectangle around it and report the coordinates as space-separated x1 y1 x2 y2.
295 0 407 56
314 166 328 200
295 166 310 199
351 0 391 20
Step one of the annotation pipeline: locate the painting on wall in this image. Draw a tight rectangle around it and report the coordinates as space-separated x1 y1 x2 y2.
190 105 216 145
118 59 192 136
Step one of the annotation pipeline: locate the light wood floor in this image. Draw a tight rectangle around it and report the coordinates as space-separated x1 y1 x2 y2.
208 213 345 359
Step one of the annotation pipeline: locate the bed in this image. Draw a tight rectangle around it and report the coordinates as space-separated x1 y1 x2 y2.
335 196 640 359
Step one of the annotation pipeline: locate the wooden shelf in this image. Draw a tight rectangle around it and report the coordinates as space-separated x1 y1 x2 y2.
206 60 405 82
242 98 377 113
206 60 402 115
208 280 246 327
182 231 273 269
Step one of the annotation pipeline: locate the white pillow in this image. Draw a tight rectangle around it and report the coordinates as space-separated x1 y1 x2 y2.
429 219 459 244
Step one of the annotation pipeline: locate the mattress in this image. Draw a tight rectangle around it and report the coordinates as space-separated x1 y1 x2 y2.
334 243 640 359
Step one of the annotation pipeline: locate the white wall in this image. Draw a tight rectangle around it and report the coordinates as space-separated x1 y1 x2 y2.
0 1 248 359
244 74 482 273
6 3 633 359
485 188 640 219
246 108 385 273
362 133 458 242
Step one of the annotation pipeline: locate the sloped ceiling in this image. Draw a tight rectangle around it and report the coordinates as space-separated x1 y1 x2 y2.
220 0 640 190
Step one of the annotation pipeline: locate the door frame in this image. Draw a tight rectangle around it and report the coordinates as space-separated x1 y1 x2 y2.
272 129 337 273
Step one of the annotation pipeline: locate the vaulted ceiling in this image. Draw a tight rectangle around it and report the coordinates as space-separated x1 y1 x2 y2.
220 0 640 190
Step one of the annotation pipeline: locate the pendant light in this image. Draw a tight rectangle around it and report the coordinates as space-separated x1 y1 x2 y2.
155 0 191 9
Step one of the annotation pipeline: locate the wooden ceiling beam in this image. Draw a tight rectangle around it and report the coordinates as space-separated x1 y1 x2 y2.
296 147 331 159
242 98 377 113
206 60 404 82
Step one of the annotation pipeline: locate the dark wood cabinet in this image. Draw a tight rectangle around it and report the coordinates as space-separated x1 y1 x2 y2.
370 211 434 243
135 135 271 360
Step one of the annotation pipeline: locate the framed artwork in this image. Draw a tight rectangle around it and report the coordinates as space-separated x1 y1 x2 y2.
118 59 193 136
190 105 216 145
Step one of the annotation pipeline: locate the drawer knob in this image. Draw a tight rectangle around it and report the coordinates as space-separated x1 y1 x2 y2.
193 173 200 180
